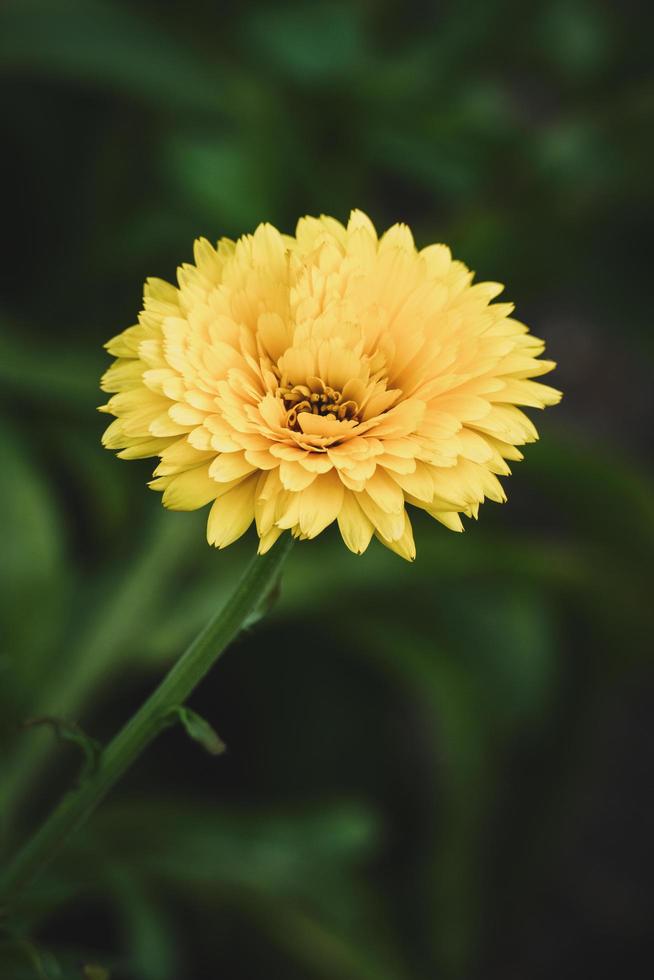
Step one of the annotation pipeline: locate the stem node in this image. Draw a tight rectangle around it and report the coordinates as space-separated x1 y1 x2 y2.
0 535 294 907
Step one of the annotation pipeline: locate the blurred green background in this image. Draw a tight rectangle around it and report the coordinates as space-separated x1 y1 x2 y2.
1 1 653 977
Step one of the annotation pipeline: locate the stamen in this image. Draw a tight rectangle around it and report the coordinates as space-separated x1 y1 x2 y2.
279 382 359 431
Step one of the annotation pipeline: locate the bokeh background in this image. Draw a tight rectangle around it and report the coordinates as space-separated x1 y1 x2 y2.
1 1 653 977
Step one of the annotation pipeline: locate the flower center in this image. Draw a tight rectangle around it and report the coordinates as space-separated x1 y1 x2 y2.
279 381 359 431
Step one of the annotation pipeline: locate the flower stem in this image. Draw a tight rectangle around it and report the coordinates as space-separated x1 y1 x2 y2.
0 535 294 908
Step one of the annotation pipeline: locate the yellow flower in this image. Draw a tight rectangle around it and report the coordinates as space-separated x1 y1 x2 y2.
100 210 560 560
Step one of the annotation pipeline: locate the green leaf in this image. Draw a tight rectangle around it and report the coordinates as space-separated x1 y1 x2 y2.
82 800 378 904
0 511 201 833
164 134 278 230
169 707 226 757
0 329 101 409
0 937 63 979
81 967 110 980
0 418 68 697
244 2 366 82
0 0 226 113
106 870 177 980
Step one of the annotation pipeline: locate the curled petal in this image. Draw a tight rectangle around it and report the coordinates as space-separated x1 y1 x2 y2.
101 209 559 556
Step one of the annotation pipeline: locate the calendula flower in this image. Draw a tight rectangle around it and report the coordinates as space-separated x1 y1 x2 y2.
100 210 560 559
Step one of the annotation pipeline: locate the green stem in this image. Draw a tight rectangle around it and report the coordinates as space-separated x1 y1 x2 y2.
0 535 294 907
1 515 196 847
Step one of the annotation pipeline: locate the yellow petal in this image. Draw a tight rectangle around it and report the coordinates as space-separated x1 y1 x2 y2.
358 492 405 541
207 477 257 548
375 509 416 561
117 437 173 460
152 464 220 511
155 437 213 476
337 491 374 555
100 359 144 393
298 471 344 538
363 467 405 514
100 212 560 556
390 461 435 503
279 460 317 491
258 526 284 554
209 453 257 483
429 510 464 532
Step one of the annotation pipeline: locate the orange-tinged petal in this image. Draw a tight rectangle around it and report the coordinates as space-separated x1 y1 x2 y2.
102 212 559 556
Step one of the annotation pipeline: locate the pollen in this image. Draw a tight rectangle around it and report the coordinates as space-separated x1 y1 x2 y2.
279 379 359 430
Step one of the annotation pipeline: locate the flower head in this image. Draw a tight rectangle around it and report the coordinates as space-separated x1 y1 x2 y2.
100 210 560 559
